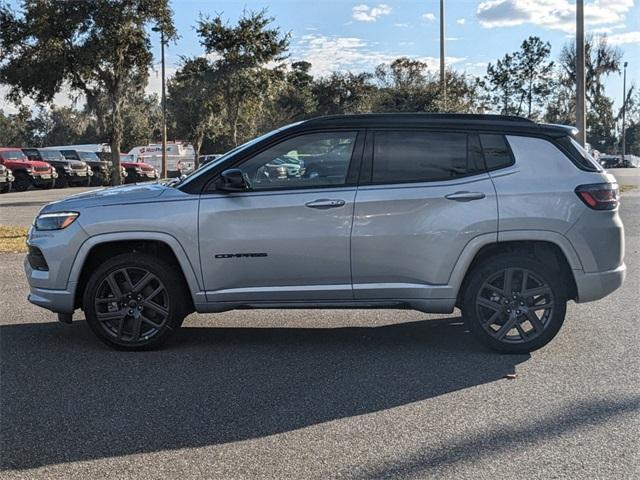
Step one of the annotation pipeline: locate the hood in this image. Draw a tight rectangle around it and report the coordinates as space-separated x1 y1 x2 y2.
41 182 169 212
2 158 52 169
121 161 155 170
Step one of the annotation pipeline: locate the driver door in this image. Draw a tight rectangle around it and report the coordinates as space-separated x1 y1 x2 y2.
198 130 363 303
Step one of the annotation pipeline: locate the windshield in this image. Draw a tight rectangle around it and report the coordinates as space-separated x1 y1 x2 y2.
176 122 303 188
1 150 27 161
41 150 64 160
78 151 101 161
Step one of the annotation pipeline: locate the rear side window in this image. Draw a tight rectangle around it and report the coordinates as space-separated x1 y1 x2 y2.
479 134 514 171
372 131 482 183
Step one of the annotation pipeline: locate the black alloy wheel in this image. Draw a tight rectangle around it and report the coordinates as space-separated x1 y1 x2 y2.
463 254 567 353
83 253 189 350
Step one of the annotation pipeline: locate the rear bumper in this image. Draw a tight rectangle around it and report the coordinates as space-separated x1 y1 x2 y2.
574 263 626 303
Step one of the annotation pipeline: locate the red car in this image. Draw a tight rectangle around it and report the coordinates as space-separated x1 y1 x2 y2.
0 147 57 191
120 154 159 183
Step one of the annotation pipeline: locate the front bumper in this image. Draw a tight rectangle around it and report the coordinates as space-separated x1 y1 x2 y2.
573 263 626 303
27 282 77 313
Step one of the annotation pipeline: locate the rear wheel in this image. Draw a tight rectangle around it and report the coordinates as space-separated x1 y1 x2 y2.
83 253 189 350
462 254 567 354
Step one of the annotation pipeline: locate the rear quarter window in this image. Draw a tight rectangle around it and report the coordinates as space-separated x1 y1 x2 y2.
479 134 514 171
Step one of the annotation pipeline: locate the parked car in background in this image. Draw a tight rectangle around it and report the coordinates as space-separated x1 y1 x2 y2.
119 154 158 183
129 142 196 177
600 154 640 169
55 150 111 186
24 114 625 352
0 147 57 191
95 152 128 182
0 163 14 193
22 148 93 188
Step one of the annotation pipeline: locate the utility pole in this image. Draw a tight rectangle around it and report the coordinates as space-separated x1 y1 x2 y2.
576 0 586 146
440 0 446 111
153 25 168 179
621 61 628 163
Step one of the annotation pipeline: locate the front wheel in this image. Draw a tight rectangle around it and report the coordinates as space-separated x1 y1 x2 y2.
12 172 32 192
462 254 567 354
83 253 189 350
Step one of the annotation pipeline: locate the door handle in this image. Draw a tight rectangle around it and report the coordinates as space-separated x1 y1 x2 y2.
305 199 346 209
444 191 486 202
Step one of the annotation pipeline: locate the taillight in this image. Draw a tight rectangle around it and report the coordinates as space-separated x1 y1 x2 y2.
575 183 619 210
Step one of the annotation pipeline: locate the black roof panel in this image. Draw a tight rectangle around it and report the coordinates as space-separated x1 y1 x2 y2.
300 113 576 137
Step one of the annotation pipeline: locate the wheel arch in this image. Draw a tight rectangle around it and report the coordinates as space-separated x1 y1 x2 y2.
70 232 201 311
451 232 581 306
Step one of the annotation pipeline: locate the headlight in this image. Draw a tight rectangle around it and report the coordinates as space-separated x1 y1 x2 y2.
25 168 32 173
52 171 59 178
35 212 79 231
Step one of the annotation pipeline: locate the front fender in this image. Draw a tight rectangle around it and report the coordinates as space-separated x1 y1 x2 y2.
68 231 204 305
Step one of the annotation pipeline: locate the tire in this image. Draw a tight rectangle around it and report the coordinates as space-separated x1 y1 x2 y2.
462 253 567 354
0 183 10 193
56 174 69 189
83 253 189 350
12 172 32 192
42 179 55 189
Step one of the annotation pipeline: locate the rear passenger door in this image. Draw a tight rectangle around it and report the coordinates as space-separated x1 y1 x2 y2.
351 129 498 300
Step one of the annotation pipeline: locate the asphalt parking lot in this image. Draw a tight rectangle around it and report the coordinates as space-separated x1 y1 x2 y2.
0 188 638 479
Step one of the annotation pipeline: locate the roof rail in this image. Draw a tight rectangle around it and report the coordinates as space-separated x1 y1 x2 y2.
310 113 535 124
426 113 535 123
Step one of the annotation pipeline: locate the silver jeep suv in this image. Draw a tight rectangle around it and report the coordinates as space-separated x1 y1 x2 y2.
25 114 625 353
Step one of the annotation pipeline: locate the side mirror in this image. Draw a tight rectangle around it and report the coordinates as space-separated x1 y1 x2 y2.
217 168 251 192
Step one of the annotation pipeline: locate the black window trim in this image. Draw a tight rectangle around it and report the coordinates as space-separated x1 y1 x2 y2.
202 128 366 194
360 127 488 187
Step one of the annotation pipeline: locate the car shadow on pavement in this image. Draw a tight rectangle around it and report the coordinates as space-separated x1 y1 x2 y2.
1 317 529 470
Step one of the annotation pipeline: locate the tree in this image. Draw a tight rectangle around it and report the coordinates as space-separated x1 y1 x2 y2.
0 106 32 146
484 53 521 115
552 36 623 151
312 72 376 115
0 0 175 183
196 10 289 147
515 36 554 118
265 61 317 128
168 57 222 167
374 57 439 112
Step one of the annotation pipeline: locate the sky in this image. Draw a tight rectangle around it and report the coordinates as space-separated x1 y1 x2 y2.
2 0 640 114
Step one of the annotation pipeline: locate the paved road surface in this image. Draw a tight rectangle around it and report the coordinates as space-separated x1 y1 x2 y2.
0 192 638 479
0 186 97 227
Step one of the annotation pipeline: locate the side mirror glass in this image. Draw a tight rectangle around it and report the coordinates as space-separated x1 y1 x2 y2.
217 168 251 192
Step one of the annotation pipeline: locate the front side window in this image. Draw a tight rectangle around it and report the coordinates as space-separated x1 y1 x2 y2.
372 131 480 183
238 131 358 190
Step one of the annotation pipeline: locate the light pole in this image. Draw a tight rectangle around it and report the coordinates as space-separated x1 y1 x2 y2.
153 25 168 179
576 0 586 146
440 0 446 111
621 61 628 163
